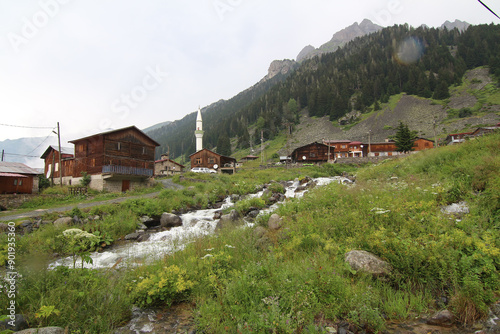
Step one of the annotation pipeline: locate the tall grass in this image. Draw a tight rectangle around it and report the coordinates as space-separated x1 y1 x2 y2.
1 134 498 332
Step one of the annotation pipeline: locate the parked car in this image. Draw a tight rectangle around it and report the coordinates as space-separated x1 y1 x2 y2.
191 167 216 174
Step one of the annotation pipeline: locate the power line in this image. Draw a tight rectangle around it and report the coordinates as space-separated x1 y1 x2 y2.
3 152 40 158
0 123 55 130
478 0 500 19
25 130 56 156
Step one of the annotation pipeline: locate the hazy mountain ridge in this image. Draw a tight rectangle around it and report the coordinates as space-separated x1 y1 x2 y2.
0 136 58 168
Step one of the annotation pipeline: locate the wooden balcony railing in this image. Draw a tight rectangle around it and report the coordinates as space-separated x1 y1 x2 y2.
102 165 153 177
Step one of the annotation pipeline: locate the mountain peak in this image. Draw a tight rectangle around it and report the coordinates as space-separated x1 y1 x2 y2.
441 19 470 32
296 19 383 61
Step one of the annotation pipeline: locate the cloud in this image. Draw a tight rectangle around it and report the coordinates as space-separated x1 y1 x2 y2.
0 0 496 144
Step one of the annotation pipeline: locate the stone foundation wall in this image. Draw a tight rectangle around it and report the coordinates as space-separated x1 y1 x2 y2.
0 194 38 210
334 154 410 164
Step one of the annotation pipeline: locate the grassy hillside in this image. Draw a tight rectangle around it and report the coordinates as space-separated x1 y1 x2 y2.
1 132 498 332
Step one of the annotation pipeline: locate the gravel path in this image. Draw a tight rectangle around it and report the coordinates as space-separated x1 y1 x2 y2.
0 179 184 222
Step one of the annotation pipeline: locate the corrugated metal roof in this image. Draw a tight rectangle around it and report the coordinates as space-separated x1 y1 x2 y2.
40 145 74 159
0 172 28 178
0 162 40 175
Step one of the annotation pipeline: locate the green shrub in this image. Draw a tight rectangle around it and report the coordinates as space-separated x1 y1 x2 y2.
128 265 194 308
79 172 91 187
234 197 266 216
1 267 132 333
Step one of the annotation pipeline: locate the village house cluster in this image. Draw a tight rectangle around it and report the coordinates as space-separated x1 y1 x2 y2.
0 118 498 195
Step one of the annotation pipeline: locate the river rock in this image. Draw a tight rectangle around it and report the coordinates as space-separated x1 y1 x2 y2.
160 213 182 228
21 221 33 234
345 250 392 276
16 327 65 334
125 232 140 240
53 217 72 227
300 176 312 185
215 210 241 231
137 233 151 242
253 226 267 238
247 209 260 218
268 214 283 230
213 211 223 220
427 309 454 327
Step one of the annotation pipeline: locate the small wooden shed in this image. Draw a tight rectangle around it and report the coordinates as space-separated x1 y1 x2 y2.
0 162 40 194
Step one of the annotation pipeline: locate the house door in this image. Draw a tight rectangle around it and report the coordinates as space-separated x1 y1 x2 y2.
122 180 130 192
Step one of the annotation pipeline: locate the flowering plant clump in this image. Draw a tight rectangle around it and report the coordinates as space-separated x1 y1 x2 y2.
60 228 100 268
129 265 194 308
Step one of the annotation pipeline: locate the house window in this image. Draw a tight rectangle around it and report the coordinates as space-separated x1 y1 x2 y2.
309 153 316 158
55 162 59 172
13 179 17 186
208 157 215 164
341 145 347 149
19 180 22 186
195 158 202 165
142 147 146 155
117 142 121 150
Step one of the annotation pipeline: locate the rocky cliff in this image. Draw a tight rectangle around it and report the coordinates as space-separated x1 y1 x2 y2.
296 19 383 61
260 59 297 82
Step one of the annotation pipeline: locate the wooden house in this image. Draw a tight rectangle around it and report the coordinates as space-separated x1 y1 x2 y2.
68 126 160 192
239 155 259 163
40 146 74 185
470 125 500 138
189 148 237 174
348 141 367 157
367 141 399 156
443 132 474 145
0 162 40 194
291 142 331 163
413 138 435 150
323 140 351 158
155 153 185 176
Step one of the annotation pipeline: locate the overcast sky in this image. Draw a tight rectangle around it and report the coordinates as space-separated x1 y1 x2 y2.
0 0 498 146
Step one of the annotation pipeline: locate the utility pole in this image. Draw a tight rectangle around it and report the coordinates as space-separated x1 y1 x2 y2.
285 123 291 168
51 151 55 187
327 140 331 162
260 130 264 164
57 122 62 186
368 130 372 155
1 150 4 161
433 119 439 148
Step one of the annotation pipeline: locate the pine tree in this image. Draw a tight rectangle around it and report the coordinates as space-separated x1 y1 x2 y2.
433 80 450 100
394 121 418 153
216 134 231 156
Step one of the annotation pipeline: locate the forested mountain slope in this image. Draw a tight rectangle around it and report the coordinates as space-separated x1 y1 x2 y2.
147 23 500 160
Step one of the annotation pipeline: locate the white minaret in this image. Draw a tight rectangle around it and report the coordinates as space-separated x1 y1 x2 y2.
195 106 204 152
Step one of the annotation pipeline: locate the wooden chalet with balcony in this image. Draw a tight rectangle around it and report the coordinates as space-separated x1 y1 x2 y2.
67 126 160 192
322 140 351 158
291 142 332 164
190 148 237 174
